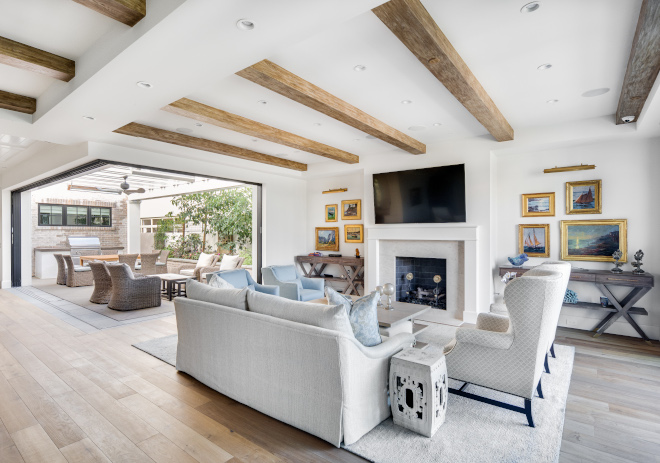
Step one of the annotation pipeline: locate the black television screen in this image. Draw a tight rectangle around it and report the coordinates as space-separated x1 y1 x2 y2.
373 164 466 224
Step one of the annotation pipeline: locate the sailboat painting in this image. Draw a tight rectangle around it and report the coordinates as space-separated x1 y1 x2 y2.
518 224 550 257
566 180 602 214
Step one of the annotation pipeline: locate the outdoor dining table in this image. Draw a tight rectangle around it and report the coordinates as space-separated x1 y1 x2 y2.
79 254 141 266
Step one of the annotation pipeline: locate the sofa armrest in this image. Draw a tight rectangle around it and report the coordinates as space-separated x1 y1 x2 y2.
477 313 510 333
277 281 300 300
300 276 324 291
455 327 513 350
354 333 416 360
254 283 280 296
169 262 196 274
195 266 219 281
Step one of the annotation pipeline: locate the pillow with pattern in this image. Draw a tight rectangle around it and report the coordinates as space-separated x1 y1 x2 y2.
208 274 235 289
325 287 382 347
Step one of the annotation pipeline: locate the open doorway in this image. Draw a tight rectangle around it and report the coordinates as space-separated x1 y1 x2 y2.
11 161 262 288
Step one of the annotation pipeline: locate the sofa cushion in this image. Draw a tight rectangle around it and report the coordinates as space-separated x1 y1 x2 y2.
247 290 354 337
186 279 247 310
219 254 241 270
196 252 215 268
208 274 235 289
326 287 382 347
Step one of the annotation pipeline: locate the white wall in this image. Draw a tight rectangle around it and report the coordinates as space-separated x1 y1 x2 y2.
494 137 660 339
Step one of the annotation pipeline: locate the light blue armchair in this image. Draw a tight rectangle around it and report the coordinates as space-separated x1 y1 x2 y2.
261 265 325 301
206 269 280 296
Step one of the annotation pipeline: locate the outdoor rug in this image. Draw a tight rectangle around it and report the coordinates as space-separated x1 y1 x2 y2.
343 344 574 463
133 334 178 366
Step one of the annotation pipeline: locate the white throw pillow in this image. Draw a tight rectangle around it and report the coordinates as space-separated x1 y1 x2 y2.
208 274 235 289
196 252 215 268
219 254 241 270
186 278 247 310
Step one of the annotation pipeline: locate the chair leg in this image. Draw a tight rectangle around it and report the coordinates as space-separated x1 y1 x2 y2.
536 378 543 399
524 399 535 428
544 353 550 374
550 343 556 358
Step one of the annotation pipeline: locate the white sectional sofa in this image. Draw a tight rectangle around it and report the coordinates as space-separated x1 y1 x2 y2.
174 281 415 447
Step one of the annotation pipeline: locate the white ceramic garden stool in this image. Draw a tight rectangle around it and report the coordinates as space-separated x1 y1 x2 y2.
389 346 448 437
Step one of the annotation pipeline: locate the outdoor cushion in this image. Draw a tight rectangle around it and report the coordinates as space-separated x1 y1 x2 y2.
246 290 354 338
155 262 166 266
208 274 235 289
219 254 241 270
186 279 248 310
196 252 215 268
180 268 195 277
73 266 92 272
326 287 382 347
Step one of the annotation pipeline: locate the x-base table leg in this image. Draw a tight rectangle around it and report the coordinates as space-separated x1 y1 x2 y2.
594 284 652 344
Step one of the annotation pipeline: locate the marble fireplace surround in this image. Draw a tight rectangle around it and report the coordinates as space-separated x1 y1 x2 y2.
366 227 479 323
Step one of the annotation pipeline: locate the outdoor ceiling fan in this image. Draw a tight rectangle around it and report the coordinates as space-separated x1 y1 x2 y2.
120 176 145 195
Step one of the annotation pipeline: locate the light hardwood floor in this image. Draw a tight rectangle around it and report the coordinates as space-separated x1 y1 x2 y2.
0 290 658 463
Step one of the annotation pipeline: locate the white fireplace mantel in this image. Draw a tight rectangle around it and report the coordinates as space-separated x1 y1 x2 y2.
366 226 480 324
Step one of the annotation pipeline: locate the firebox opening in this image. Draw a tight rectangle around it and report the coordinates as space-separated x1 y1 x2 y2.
395 256 447 309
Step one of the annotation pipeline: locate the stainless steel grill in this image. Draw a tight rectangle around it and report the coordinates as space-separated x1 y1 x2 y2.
67 236 101 265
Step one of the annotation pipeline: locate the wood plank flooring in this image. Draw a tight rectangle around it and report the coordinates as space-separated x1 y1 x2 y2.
0 290 658 462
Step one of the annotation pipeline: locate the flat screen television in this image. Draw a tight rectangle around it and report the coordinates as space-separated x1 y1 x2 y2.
373 164 466 224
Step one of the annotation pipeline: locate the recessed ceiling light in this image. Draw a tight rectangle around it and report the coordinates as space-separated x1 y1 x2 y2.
353 138 361 142
582 88 610 98
136 81 153 89
401 100 412 105
353 65 367 72
408 125 426 131
520 2 541 13
236 19 255 30
176 128 193 134
82 116 95 121
277 153 289 158
546 99 559 104
366 135 377 139
313 123 322 126
195 122 203 127
257 100 267 105
433 122 442 127
252 138 259 142
537 63 552 71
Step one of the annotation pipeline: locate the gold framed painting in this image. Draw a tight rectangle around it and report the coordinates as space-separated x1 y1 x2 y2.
325 204 337 222
315 227 339 252
566 180 602 214
341 199 361 220
344 224 364 243
522 192 555 217
519 224 550 258
560 219 627 262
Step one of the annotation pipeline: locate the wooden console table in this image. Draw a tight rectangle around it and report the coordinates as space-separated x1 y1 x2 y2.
499 266 654 343
295 256 364 296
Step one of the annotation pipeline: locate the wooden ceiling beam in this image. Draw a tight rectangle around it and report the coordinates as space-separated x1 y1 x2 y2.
114 123 307 171
372 0 514 142
72 0 146 27
164 98 359 164
237 60 426 155
0 89 36 114
615 0 660 125
0 36 75 82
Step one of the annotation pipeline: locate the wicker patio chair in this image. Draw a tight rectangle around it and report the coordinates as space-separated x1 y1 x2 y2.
88 261 112 304
196 256 245 283
62 255 94 287
136 252 160 276
53 254 67 285
118 253 139 271
106 263 161 311
155 249 170 274
169 253 221 278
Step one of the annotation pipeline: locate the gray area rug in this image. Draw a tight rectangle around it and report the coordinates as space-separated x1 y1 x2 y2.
343 344 574 463
133 334 178 366
32 279 174 321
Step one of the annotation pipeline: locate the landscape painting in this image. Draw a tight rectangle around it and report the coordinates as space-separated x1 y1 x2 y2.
561 219 627 262
344 224 364 243
518 224 550 257
522 192 555 217
315 227 339 251
341 199 362 220
325 204 337 222
566 180 601 214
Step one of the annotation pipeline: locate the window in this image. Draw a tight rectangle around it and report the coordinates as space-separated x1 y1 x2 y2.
38 204 112 227
38 205 63 225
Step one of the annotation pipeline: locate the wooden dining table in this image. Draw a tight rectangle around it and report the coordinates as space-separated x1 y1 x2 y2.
79 254 141 266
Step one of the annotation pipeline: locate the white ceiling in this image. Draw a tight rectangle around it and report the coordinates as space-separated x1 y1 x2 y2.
0 0 656 171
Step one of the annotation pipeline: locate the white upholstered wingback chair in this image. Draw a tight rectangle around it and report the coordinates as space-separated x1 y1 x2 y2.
492 262 571 365
445 270 565 427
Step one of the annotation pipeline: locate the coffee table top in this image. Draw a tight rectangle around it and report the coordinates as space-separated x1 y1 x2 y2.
308 296 429 328
158 273 191 282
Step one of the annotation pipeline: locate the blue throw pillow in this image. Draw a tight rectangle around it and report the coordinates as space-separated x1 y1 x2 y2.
325 287 382 347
